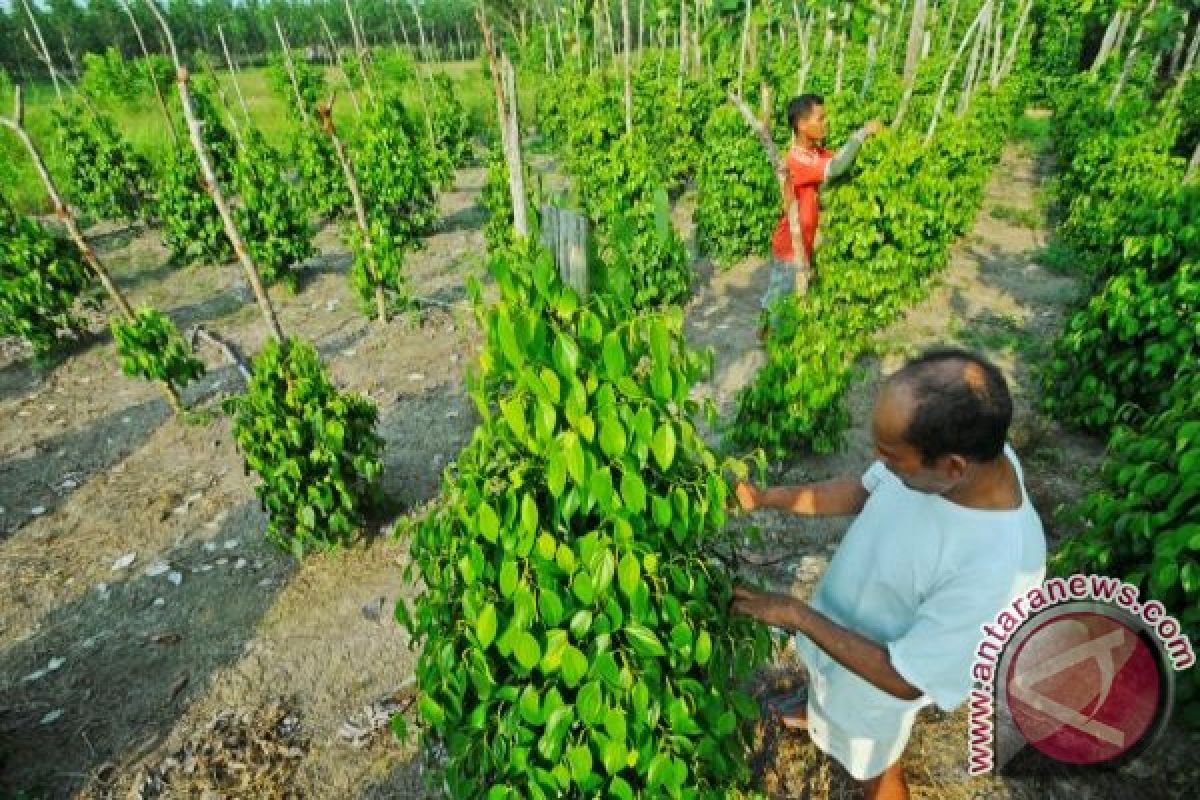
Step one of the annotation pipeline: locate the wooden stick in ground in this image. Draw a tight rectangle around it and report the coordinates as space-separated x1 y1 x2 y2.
1108 0 1158 110
120 1 178 144
343 0 378 103
956 1 989 115
1 86 184 412
1168 21 1188 77
198 52 246 151
1187 140 1200 182
999 0 1034 80
902 0 928 89
737 0 753 96
18 0 61 102
188 325 251 381
988 0 1005 86
678 0 689 95
940 0 960 52
1090 9 1123 73
274 18 312 125
218 24 251 122
861 31 879 96
145 0 285 343
834 4 850 93
317 95 390 324
926 0 989 143
410 0 432 65
729 88 811 296
319 15 363 116
622 0 633 136
477 7 529 239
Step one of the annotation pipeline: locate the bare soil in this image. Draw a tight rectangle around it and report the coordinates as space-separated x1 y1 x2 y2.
1 133 1195 799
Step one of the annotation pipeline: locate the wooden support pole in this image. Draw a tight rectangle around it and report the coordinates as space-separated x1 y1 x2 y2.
320 15 364 117
622 0 633 136
1 86 184 412
1108 0 1159 110
926 0 990 143
218 24 251 122
274 18 312 125
147 0 285 344
317 95 390 324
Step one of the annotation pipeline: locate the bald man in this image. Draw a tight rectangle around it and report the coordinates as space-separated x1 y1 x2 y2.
731 349 1046 800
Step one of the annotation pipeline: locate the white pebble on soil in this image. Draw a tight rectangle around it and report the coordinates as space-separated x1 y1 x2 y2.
111 552 137 571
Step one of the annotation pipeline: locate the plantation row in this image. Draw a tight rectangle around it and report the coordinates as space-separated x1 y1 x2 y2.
396 2 1039 796
1039 15 1199 725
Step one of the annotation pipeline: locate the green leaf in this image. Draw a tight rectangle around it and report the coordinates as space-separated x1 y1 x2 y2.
500 560 520 597
567 743 593 785
602 332 626 378
576 680 604 726
624 623 666 658
477 603 498 650
620 471 647 514
651 423 676 470
513 631 542 671
477 502 500 542
694 630 712 665
547 450 567 498
599 416 628 459
562 431 586 485
561 644 589 687
418 694 445 727
617 552 641 596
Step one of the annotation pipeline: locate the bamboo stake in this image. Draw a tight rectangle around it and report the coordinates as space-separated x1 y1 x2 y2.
622 0 633 136
18 0 61 102
889 0 908 68
988 0 1005 86
834 5 850 94
999 0 1034 80
903 0 929 88
1091 10 1123 74
730 86 811 296
1 86 184 412
861 32 879 97
410 0 432 64
737 0 753 96
344 0 378 102
1168 21 1188 77
679 0 689 95
218 25 250 122
120 1 177 144
638 0 645 54
478 7 529 239
1187 140 1199 182
957 1 989 115
146 0 285 343
941 0 961 52
926 1 989 143
320 15 363 116
317 95 390 324
274 18 312 125
198 51 245 151
1108 0 1159 110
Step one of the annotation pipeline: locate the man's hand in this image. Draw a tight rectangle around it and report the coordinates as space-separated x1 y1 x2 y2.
731 586 802 630
733 481 761 512
863 119 884 137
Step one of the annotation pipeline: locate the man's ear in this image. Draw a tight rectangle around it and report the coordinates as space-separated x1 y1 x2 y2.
941 454 969 482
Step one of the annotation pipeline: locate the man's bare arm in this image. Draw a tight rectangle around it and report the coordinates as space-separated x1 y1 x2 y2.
735 476 867 516
732 587 923 701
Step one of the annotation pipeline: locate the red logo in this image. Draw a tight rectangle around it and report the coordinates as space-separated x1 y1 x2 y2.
1003 609 1166 766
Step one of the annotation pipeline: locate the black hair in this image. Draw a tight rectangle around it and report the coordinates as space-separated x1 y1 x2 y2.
787 93 825 134
890 348 1012 465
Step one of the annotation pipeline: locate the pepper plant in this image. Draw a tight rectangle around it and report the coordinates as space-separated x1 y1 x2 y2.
224 337 384 557
399 242 770 798
51 102 149 222
232 128 315 292
111 308 205 392
0 202 95 358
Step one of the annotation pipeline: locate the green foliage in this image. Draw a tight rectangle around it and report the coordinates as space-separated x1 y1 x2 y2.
578 134 692 311
694 105 778 269
344 96 440 318
1052 371 1200 726
111 308 205 390
732 86 1024 457
400 242 770 797
156 144 231 265
170 75 238 173
291 123 352 219
224 337 384 557
232 129 315 292
481 144 536 257
0 204 95 357
51 103 149 222
80 47 171 108
267 51 328 120
1042 80 1196 435
429 72 473 169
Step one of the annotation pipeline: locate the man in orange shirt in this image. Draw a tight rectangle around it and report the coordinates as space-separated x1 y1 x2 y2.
761 94 883 336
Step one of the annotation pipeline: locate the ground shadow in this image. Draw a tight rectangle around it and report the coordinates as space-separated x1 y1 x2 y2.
355 756 426 799
433 204 488 236
0 399 171 539
376 383 477 508
0 499 295 799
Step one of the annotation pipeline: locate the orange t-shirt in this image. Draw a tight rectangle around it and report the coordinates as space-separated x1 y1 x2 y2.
771 145 833 262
